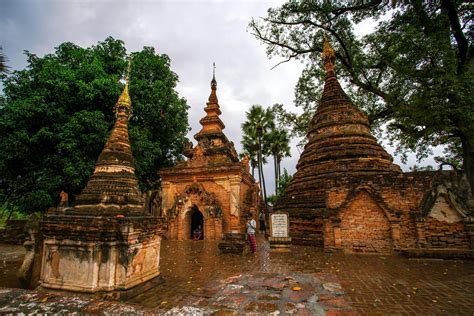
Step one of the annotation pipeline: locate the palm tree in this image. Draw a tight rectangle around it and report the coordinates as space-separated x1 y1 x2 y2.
241 105 274 203
239 145 266 178
267 129 291 191
0 46 9 74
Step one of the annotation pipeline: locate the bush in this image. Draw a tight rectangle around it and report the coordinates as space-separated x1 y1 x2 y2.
0 206 31 228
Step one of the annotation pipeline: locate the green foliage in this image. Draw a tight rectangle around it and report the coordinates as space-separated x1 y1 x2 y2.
266 194 278 206
250 0 474 191
0 37 189 213
276 168 293 199
0 205 31 228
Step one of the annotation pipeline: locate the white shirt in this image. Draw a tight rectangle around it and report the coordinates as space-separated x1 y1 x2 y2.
247 219 256 234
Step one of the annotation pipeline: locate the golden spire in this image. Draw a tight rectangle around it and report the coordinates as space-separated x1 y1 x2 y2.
115 57 132 117
321 34 336 75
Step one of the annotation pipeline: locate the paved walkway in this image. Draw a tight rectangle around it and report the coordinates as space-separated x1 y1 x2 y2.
1 236 474 314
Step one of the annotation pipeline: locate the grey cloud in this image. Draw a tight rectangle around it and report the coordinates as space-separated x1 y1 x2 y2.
1 0 437 196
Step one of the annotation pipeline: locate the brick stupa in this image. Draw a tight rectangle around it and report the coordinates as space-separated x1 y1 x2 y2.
274 37 473 254
275 37 401 246
159 67 259 243
71 80 144 215
39 68 162 296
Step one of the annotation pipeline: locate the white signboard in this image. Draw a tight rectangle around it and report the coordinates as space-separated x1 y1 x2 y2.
270 213 289 238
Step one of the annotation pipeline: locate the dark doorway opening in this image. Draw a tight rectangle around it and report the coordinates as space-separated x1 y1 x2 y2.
190 205 204 240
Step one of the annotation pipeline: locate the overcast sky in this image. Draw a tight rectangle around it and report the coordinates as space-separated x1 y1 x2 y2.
1 0 439 195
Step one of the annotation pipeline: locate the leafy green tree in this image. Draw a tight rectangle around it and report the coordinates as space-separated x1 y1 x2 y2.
241 105 275 202
250 0 474 193
0 37 189 213
276 168 293 200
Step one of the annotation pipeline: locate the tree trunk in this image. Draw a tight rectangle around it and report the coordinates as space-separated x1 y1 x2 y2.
258 135 267 203
273 154 278 196
461 133 474 195
260 155 267 202
256 154 263 199
277 155 281 182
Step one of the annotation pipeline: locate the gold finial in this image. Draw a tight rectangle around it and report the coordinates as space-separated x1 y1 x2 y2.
321 34 336 75
115 56 132 116
322 34 335 63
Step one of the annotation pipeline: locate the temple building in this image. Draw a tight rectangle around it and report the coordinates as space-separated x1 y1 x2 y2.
275 37 474 254
38 68 163 295
159 69 259 240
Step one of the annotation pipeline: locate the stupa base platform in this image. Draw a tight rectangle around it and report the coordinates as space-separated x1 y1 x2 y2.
39 215 162 295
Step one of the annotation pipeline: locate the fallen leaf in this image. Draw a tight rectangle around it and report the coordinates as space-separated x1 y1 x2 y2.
292 287 301 291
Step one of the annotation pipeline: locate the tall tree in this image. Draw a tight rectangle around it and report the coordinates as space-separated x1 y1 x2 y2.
267 128 291 191
241 105 275 202
250 0 474 193
0 37 189 213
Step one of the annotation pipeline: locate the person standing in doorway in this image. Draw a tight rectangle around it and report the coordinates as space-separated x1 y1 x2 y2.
246 213 257 253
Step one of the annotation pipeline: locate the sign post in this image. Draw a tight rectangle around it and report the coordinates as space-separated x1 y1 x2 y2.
268 211 291 251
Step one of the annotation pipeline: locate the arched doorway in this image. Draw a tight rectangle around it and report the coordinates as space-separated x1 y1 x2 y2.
190 205 204 240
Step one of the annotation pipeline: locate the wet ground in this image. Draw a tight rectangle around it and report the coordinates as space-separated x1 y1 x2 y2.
1 236 474 315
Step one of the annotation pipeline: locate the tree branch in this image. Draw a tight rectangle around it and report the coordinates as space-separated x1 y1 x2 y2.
440 0 470 67
331 0 384 16
270 55 296 69
263 18 354 67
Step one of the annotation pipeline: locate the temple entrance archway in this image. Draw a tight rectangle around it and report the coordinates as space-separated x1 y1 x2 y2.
189 205 204 240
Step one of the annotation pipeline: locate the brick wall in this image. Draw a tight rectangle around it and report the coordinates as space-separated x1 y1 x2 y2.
425 218 469 249
339 191 393 252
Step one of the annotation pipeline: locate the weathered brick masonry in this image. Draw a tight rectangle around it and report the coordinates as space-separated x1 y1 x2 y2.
159 72 259 240
275 37 474 253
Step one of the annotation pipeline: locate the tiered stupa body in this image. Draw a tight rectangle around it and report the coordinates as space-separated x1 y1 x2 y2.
39 74 163 295
72 82 144 215
159 70 259 242
192 72 240 164
276 38 474 253
277 38 401 218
